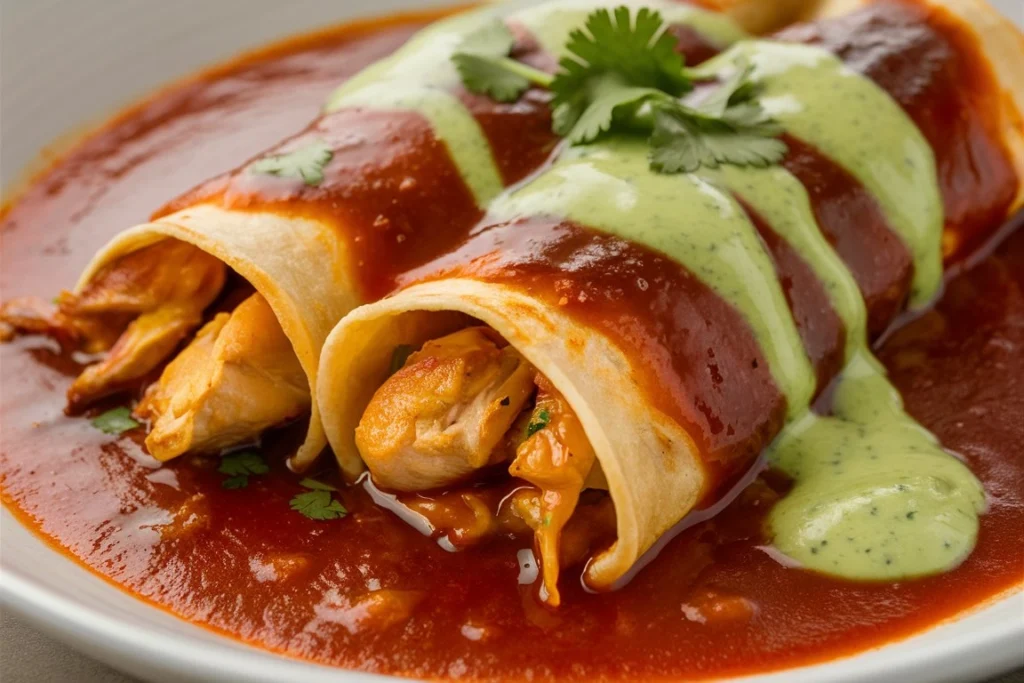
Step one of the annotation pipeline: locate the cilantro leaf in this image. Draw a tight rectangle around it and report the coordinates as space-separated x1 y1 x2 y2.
218 450 269 477
299 478 337 491
222 475 250 490
218 450 269 489
564 79 666 143
387 344 414 376
452 20 553 103
563 7 689 94
250 140 333 186
458 18 517 57
453 54 534 102
649 103 787 174
694 58 759 118
290 490 347 520
91 407 139 435
526 408 551 437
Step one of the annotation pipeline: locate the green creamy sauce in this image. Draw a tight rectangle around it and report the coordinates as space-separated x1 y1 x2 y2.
325 8 505 204
487 138 817 414
323 1 743 206
768 352 986 579
483 38 983 581
704 42 945 307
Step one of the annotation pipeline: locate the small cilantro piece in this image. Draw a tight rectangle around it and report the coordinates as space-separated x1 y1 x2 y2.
388 344 414 376
563 79 665 143
648 101 787 174
452 54 533 102
459 18 517 56
526 408 551 437
218 450 269 489
250 140 334 186
290 490 347 520
299 478 337 491
452 19 553 103
91 407 139 435
222 475 250 490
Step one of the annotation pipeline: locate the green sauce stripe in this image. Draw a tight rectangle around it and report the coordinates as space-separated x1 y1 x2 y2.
325 1 747 208
706 41 945 307
487 137 818 416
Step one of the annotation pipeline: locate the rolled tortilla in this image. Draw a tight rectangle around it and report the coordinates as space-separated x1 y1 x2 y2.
317 0 1022 593
11 0 791 466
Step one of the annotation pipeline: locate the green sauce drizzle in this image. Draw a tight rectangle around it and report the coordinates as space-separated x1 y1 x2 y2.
488 137 817 414
704 42 945 307
325 9 505 205
324 1 746 207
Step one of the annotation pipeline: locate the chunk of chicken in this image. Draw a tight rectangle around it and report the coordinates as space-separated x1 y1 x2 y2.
506 489 616 572
356 327 536 492
508 376 598 607
57 240 226 409
136 293 309 461
0 295 128 351
69 304 210 410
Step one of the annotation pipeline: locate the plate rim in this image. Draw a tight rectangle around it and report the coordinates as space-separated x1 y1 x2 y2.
2 534 1022 682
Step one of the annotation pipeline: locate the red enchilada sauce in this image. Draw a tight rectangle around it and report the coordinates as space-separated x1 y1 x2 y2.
2 4 1023 681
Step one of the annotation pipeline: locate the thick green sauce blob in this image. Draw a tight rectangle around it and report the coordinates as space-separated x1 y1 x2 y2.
711 160 984 580
768 352 986 579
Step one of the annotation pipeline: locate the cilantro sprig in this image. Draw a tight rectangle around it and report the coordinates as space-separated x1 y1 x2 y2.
290 478 347 520
452 20 552 101
250 140 334 186
526 408 551 437
452 8 786 173
91 406 140 435
218 450 269 489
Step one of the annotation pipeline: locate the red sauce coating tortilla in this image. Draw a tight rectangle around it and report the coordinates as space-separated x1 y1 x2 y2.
1 4 1022 681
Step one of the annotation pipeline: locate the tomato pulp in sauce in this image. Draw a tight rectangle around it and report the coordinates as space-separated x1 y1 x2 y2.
2 9 1023 682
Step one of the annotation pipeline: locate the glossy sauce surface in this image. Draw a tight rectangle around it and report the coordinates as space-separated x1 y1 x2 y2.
2 6 1023 681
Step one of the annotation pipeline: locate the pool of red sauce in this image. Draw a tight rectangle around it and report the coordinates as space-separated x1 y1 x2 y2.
2 8 1023 681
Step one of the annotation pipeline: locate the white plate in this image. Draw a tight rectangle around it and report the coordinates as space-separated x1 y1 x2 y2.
1 1 1022 681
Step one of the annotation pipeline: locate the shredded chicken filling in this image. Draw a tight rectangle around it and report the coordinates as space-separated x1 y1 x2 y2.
1 239 309 459
137 292 309 460
357 327 612 605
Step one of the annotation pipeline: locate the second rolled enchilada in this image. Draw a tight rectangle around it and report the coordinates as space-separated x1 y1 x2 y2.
317 0 1024 604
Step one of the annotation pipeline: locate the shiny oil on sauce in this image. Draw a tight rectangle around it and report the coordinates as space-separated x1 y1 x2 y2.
2 7 1023 682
